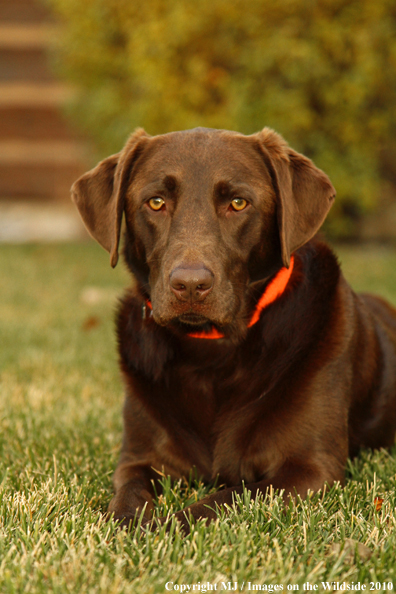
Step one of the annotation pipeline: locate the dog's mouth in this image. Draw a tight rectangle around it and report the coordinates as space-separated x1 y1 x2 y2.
176 312 211 326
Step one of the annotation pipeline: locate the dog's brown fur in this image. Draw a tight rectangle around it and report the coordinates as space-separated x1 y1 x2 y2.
72 127 396 531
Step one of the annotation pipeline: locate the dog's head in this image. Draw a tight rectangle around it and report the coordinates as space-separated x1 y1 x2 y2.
72 127 335 338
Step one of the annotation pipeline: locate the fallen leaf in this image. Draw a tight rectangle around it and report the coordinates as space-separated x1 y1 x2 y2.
82 316 100 331
374 497 384 511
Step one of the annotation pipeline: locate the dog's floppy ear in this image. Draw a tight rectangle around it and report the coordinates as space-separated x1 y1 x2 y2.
255 128 336 268
71 128 149 267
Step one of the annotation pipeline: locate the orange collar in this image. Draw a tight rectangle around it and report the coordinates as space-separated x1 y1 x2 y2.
144 256 294 339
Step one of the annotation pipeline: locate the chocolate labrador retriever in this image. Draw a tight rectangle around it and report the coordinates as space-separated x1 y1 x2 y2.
72 127 396 531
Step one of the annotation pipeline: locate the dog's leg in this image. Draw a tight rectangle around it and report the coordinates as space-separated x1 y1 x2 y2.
108 462 157 529
155 458 344 533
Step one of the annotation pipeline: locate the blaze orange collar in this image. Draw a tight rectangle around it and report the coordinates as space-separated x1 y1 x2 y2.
144 256 294 339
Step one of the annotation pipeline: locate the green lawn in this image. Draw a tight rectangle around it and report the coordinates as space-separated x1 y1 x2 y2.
1 242 396 593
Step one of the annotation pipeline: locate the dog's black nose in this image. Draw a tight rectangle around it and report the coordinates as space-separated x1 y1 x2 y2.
170 264 214 302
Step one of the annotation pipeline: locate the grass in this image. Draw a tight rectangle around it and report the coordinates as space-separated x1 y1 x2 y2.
1 241 396 593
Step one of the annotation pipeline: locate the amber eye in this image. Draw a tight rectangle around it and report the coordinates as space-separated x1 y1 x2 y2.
230 198 248 211
148 197 165 211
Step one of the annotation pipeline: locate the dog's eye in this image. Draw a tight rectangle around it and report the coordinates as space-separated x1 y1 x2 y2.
148 197 165 211
230 198 248 211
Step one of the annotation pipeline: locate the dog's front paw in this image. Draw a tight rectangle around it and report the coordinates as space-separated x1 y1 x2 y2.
108 481 154 530
109 511 153 532
149 505 216 535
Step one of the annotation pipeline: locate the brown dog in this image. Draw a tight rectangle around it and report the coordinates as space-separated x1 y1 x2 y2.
72 127 396 531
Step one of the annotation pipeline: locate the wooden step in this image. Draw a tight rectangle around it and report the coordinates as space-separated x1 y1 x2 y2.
0 82 74 107
0 0 51 23
0 140 89 200
0 162 88 200
0 104 81 140
0 46 53 81
0 24 57 47
0 1 92 203
0 140 88 163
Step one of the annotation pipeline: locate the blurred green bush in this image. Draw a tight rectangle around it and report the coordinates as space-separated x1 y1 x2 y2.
49 0 396 237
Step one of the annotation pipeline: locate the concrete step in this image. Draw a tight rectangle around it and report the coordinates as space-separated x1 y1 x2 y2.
0 200 87 242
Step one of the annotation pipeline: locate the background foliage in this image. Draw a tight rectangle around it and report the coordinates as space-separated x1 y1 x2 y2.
48 0 396 237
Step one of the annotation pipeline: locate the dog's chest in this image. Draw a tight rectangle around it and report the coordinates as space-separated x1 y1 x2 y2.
164 359 276 484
